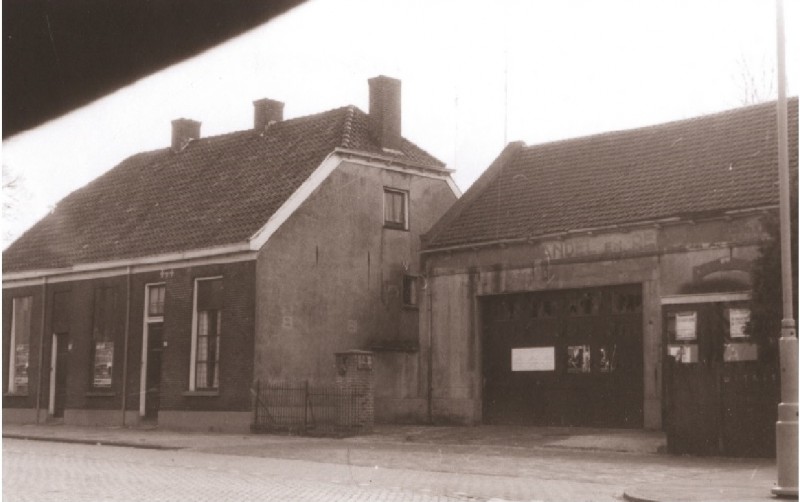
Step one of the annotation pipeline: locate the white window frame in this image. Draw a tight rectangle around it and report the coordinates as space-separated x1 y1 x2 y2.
140 283 165 416
8 296 32 395
383 187 409 230
189 276 223 391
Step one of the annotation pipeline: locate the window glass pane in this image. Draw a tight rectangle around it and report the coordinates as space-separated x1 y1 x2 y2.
403 276 417 306
195 301 221 389
93 341 114 387
384 189 406 227
148 285 165 317
9 297 32 394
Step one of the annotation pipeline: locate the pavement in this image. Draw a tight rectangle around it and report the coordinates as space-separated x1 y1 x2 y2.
2 422 789 501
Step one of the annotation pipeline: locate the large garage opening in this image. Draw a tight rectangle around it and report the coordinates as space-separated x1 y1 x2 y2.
481 284 643 428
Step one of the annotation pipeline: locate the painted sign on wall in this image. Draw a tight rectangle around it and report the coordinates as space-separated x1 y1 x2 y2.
542 229 658 261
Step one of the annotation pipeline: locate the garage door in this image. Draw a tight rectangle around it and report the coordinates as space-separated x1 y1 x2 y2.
482 284 643 428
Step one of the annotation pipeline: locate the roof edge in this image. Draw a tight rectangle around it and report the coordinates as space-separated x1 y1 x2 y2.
422 141 525 248
3 243 256 285
334 147 454 174
422 204 777 254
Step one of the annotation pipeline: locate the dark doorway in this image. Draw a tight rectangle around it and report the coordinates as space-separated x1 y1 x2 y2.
53 333 70 418
482 284 644 428
144 323 164 420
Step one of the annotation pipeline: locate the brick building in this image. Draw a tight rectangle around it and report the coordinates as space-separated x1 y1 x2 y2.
2 76 459 432
420 99 797 435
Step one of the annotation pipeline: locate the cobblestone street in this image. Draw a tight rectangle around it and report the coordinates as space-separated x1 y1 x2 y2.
2 428 779 502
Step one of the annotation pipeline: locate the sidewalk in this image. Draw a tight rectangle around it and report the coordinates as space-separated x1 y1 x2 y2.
3 422 783 501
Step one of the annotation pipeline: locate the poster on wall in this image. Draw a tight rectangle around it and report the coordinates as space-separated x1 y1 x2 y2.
14 344 29 387
668 344 699 363
567 345 591 373
675 311 697 341
729 308 751 338
598 344 616 373
93 341 114 387
511 347 555 371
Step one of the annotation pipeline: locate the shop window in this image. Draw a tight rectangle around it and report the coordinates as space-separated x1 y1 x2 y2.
191 277 223 391
568 291 600 316
7 296 32 394
402 275 418 307
91 287 120 388
611 291 642 314
383 188 408 230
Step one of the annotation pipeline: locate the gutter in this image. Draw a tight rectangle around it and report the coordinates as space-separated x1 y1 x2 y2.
35 276 48 424
334 147 455 175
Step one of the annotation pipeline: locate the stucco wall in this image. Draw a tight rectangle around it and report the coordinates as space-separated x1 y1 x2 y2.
254 160 456 423
421 214 768 429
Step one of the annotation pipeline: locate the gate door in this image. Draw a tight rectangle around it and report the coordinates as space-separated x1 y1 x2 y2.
482 284 643 428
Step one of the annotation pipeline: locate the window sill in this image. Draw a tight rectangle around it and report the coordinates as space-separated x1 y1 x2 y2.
182 390 219 397
86 391 115 397
3 392 29 398
402 304 419 311
383 224 409 232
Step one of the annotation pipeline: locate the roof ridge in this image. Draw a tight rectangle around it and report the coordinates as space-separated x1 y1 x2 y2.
340 105 357 149
520 96 799 153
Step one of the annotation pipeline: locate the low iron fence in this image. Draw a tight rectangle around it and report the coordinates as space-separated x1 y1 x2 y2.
251 380 368 436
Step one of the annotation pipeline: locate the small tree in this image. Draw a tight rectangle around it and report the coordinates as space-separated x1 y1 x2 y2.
746 198 798 364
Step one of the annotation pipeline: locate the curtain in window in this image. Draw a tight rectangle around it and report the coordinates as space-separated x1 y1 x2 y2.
92 287 119 387
195 310 220 389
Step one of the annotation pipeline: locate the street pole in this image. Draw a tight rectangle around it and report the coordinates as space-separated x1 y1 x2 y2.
772 0 798 497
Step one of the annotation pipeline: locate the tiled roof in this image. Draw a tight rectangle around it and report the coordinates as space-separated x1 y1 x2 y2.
4 106 444 273
425 98 798 249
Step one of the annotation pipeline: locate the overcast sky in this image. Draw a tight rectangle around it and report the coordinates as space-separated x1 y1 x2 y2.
2 0 798 247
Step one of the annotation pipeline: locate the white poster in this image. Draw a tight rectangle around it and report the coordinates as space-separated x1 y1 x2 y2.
729 308 751 338
675 311 697 341
511 347 555 371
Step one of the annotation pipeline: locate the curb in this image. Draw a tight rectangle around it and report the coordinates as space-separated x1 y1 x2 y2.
3 433 182 451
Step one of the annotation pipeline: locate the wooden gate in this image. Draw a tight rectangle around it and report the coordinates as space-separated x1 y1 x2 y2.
482 284 643 428
663 298 779 457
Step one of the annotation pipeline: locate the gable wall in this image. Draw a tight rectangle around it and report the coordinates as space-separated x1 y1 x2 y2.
254 159 457 422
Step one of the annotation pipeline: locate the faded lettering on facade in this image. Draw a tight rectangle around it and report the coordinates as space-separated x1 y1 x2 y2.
542 229 657 261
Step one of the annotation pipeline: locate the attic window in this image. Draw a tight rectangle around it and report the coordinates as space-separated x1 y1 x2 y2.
383 188 408 230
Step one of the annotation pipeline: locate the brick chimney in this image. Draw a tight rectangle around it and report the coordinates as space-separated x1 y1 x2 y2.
368 76 402 151
171 118 201 152
253 98 284 130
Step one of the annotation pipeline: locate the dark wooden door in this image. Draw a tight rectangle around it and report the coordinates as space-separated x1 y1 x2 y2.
53 333 69 418
482 285 643 428
145 323 163 419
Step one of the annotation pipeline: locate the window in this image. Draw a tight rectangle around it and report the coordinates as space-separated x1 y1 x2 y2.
8 296 32 394
191 278 223 391
148 285 166 317
383 188 408 230
92 287 120 388
403 275 418 307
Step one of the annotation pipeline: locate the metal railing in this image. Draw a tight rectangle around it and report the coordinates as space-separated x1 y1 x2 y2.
251 380 367 436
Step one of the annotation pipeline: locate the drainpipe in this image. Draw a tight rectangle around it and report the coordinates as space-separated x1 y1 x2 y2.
35 276 48 424
121 266 132 426
426 264 434 424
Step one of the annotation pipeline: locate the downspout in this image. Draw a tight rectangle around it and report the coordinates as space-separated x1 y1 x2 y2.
120 266 132 426
426 263 434 424
35 276 48 424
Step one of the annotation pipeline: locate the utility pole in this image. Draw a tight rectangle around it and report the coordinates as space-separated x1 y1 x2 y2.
772 0 798 497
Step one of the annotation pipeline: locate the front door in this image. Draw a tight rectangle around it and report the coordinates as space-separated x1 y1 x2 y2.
51 333 69 418
144 323 164 419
